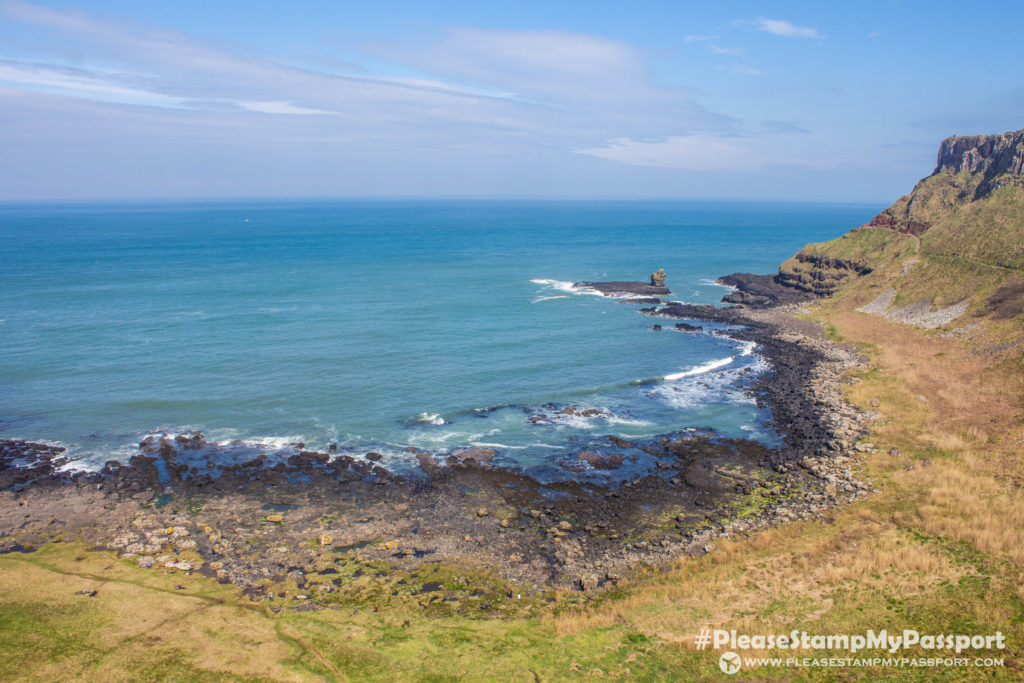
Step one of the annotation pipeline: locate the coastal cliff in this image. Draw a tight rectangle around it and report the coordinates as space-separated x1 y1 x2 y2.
867 128 1024 237
759 129 1024 332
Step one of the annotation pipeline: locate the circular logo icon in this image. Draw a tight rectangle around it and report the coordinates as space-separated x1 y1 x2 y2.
719 651 742 675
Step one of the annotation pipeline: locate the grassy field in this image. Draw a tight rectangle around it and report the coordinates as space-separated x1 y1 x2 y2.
2 304 1023 681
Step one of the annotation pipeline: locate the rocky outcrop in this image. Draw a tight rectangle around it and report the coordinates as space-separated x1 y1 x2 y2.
725 130 1024 313
576 280 670 296
773 253 872 298
935 130 1024 183
650 268 666 287
717 273 814 307
867 129 1024 236
867 213 932 236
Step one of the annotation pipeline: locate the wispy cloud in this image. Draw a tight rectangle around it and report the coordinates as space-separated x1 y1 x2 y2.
0 59 188 108
576 135 748 170
371 26 736 140
747 18 824 39
684 34 719 42
710 45 746 56
235 101 337 116
0 1 750 198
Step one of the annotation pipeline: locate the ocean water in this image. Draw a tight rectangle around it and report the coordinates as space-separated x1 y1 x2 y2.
0 200 877 479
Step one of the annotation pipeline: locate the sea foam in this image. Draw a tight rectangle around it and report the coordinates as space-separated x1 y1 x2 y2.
530 278 603 296
664 356 734 381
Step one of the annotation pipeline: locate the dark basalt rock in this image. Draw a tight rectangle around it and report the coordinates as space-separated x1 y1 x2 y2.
575 281 671 296
619 297 662 305
717 273 814 308
578 450 624 470
772 253 872 298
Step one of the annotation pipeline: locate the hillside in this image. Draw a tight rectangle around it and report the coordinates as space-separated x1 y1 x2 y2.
776 129 1024 336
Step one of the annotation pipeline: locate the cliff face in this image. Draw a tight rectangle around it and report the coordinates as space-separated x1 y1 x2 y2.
934 130 1024 179
868 129 1024 236
765 129 1024 328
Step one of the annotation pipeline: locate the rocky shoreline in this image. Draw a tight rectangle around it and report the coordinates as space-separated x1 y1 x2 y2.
0 281 877 612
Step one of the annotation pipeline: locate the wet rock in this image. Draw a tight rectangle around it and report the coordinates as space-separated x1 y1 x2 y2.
453 448 496 464
578 451 623 470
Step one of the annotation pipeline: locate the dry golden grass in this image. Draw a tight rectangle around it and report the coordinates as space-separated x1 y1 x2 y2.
547 306 1024 660
3 303 1021 681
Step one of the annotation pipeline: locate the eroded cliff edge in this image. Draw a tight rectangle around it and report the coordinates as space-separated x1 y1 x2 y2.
728 129 1024 336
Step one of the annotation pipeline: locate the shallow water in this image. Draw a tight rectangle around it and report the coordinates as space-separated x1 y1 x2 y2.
0 199 877 476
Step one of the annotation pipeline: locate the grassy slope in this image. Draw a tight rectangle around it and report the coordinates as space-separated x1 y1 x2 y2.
782 168 1024 319
2 302 1023 681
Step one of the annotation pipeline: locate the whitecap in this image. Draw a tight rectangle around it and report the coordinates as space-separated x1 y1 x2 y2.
224 435 304 450
531 295 570 303
530 278 603 296
415 412 447 426
737 340 757 357
606 415 653 427
700 278 737 291
406 430 462 445
664 356 734 380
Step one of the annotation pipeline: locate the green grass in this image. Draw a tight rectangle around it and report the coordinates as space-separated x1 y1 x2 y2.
3 304 1024 681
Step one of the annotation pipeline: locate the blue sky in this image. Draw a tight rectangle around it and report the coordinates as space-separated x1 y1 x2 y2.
1 0 1022 201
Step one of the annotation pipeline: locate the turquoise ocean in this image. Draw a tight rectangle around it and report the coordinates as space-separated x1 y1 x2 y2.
0 201 877 480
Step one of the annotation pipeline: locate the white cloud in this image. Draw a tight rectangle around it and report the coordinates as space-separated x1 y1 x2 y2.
0 0 756 198
235 100 337 116
0 60 188 108
753 18 823 39
576 135 748 169
711 45 746 56
684 34 719 42
379 28 648 101
372 26 736 141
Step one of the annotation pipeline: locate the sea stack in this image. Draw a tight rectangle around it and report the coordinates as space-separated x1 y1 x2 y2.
650 268 666 287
